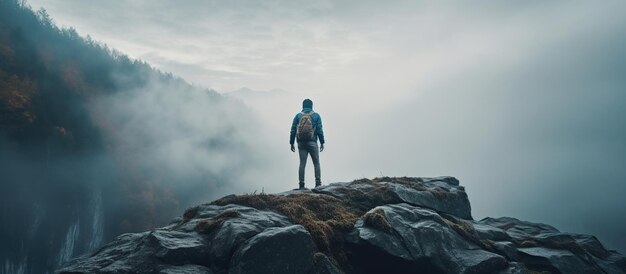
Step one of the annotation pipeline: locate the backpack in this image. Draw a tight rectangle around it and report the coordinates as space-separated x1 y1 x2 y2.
296 111 315 142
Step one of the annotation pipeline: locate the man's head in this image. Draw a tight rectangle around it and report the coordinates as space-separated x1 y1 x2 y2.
303 99 313 109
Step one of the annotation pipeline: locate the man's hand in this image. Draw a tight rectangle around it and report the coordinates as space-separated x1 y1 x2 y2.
291 144 295 152
320 144 324 152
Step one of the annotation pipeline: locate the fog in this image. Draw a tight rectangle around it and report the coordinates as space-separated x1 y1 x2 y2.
13 0 626 266
1 2 273 272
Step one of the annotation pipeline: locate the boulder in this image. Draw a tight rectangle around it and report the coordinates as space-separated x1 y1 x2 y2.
479 217 559 240
381 181 472 219
311 253 342 274
352 203 506 274
59 230 213 274
149 230 207 265
517 247 597 274
314 176 472 219
201 205 291 268
229 225 315 274
57 204 292 274
492 241 518 260
479 217 626 273
57 232 157 273
171 204 290 233
471 223 510 242
596 252 626 274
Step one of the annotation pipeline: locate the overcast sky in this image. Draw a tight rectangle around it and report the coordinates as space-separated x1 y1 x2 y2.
27 0 626 253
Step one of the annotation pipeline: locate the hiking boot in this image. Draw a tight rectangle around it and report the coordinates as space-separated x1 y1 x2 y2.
315 181 322 188
299 182 306 190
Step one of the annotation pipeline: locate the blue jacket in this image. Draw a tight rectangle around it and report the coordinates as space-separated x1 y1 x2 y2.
290 108 325 145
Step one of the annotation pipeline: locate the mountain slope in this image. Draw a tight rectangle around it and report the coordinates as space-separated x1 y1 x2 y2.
58 177 626 274
0 1 260 273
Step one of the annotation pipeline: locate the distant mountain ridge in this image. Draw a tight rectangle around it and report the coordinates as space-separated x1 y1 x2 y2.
226 87 291 99
58 177 626 274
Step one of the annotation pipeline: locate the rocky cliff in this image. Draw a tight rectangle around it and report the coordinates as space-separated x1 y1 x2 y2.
57 177 626 274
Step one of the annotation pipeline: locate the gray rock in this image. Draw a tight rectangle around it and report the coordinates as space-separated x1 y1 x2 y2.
312 181 377 199
159 264 214 274
59 230 211 273
526 233 626 273
176 204 290 232
57 232 156 273
354 203 506 274
314 176 472 219
596 252 626 273
571 234 612 259
423 176 460 186
169 216 184 225
229 225 315 274
149 230 207 265
492 241 518 260
203 205 292 268
472 223 510 242
518 247 597 274
480 217 626 273
381 182 472 219
479 217 559 240
311 253 342 274
496 262 529 274
57 204 293 274
57 177 626 274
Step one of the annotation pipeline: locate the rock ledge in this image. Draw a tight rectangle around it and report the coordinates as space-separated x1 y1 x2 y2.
57 177 626 274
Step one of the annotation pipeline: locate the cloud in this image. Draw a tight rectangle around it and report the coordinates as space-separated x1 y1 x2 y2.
26 0 380 92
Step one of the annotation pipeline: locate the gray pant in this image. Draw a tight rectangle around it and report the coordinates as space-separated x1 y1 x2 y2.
298 141 321 183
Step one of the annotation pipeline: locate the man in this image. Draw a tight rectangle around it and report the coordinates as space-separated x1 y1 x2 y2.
290 99 325 190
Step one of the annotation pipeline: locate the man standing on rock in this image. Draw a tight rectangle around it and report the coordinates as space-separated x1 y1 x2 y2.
290 99 325 190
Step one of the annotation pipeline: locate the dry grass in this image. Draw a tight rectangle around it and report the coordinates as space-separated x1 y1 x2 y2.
540 237 586 254
183 206 199 222
195 219 221 234
370 176 425 184
518 237 581 250
369 177 427 191
194 210 241 234
519 239 539 247
362 208 392 233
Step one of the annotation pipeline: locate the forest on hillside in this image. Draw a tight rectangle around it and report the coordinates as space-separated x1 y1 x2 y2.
0 0 260 272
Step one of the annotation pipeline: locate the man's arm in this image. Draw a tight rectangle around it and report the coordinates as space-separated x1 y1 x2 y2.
316 114 325 151
290 114 299 151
